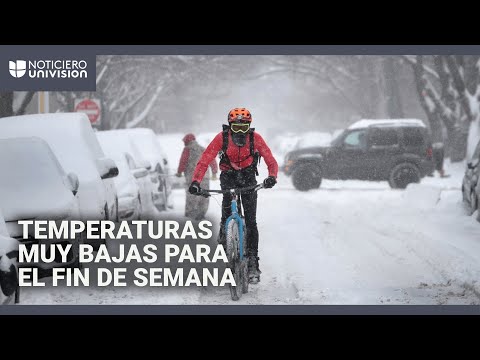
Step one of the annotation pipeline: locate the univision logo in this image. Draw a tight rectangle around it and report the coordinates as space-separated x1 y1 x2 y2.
8 59 88 79
9 60 26 78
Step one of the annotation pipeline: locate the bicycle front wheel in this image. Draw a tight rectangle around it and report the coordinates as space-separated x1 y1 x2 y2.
226 219 245 301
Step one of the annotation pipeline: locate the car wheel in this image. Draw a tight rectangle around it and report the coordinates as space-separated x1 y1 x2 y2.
292 164 322 191
388 163 420 189
159 178 168 209
470 190 478 216
462 184 468 203
71 231 85 270
104 203 109 221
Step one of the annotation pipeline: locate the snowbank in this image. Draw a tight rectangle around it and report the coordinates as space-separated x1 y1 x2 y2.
401 183 442 210
421 159 465 190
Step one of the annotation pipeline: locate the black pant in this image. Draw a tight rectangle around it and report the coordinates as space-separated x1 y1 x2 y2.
219 167 259 255
433 147 445 171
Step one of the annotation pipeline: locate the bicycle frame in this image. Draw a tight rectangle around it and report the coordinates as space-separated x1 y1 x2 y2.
225 191 245 261
198 183 264 262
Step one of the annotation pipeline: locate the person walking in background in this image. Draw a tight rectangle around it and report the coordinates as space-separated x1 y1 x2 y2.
176 133 218 220
432 142 449 178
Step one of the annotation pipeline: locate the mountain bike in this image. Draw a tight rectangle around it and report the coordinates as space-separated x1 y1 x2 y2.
198 183 264 301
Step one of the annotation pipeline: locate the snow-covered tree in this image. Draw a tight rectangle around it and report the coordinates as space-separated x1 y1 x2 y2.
51 55 256 131
0 92 35 118
406 55 480 161
52 56 178 129
247 56 401 120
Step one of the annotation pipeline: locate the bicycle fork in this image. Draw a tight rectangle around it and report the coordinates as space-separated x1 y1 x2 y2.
225 194 245 261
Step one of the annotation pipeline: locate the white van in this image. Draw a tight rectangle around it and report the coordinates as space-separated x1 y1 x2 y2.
0 113 119 221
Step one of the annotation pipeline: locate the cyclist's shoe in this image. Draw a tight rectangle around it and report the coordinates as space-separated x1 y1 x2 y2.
248 254 261 284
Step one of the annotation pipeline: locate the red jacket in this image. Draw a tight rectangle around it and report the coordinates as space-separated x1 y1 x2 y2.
192 131 278 183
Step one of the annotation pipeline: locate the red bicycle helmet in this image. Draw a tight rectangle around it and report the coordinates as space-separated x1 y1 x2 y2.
228 108 252 123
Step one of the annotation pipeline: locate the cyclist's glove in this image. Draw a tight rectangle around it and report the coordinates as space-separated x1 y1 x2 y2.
263 176 277 188
189 181 201 195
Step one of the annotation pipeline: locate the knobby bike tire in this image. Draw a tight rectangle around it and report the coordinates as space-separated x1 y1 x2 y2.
226 219 248 301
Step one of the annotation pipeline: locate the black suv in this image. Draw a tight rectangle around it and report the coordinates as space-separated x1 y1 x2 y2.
283 119 434 191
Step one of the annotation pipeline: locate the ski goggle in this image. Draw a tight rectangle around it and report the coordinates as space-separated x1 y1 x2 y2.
230 122 250 133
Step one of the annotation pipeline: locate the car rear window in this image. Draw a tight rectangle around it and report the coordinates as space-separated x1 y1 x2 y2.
369 128 399 147
402 127 425 147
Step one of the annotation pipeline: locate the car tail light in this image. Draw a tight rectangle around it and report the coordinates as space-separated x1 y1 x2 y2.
284 160 294 172
426 146 433 159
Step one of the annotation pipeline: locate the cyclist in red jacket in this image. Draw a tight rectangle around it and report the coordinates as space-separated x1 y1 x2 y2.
189 108 278 284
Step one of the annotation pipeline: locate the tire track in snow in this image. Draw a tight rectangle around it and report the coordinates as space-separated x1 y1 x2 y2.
364 207 480 304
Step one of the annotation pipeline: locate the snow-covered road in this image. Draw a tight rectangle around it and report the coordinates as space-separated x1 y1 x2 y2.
21 161 480 305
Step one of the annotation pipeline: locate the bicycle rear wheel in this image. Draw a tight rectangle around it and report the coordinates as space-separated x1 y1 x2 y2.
226 219 245 301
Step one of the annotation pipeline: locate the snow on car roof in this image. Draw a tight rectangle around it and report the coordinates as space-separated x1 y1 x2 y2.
112 128 168 168
0 137 75 221
96 130 150 168
0 113 105 182
348 119 427 130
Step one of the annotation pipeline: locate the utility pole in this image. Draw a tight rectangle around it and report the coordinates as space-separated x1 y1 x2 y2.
38 91 49 113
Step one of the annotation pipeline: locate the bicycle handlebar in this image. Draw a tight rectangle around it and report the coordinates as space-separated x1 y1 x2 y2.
196 183 265 197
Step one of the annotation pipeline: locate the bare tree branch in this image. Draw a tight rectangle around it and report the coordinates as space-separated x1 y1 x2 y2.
126 84 164 128
96 56 112 85
15 91 35 115
445 55 473 121
402 55 440 79
245 66 363 112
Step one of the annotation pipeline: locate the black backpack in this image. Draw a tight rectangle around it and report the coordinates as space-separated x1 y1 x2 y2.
219 124 261 176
